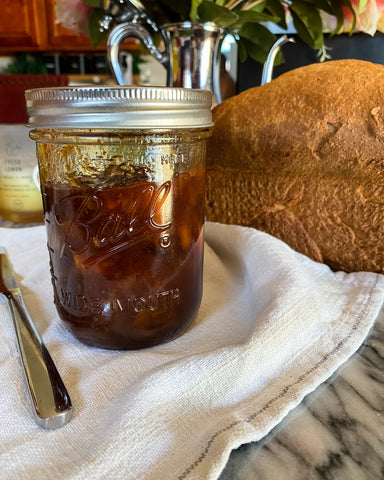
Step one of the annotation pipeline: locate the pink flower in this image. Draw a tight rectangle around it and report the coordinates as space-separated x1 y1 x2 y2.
55 0 93 36
375 0 384 31
322 0 384 35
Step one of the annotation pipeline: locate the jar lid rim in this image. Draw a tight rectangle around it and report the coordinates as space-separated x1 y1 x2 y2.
25 86 213 129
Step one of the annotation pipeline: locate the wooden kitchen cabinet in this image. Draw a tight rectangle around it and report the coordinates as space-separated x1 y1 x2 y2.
0 0 138 53
0 0 43 51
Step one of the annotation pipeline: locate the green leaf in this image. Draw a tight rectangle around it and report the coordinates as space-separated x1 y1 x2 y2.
197 1 239 27
251 2 266 13
81 0 100 7
238 34 283 64
359 0 368 13
328 3 345 34
232 9 280 27
190 0 203 22
302 0 335 15
239 21 276 43
290 11 323 49
88 9 108 47
303 0 344 33
289 1 323 49
238 37 267 63
237 38 248 63
325 2 344 33
341 0 357 31
265 0 287 29
237 23 280 63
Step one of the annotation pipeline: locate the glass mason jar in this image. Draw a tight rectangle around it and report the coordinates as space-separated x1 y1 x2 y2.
25 86 212 350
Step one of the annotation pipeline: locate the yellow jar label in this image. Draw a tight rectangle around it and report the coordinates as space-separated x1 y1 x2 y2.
0 171 42 213
0 125 43 222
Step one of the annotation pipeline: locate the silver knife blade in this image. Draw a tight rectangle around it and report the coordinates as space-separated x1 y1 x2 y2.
0 246 18 292
0 248 72 429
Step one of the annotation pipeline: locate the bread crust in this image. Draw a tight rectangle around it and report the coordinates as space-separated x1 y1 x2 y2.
205 59 384 273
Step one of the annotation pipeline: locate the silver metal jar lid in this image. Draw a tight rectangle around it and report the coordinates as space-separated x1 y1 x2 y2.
25 86 213 129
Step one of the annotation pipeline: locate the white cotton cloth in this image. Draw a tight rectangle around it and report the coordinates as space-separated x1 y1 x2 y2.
0 222 383 480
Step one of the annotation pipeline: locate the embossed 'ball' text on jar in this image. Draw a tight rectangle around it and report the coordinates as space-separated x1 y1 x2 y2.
25 87 212 349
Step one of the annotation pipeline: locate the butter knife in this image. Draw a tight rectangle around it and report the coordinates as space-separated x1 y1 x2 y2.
0 248 72 429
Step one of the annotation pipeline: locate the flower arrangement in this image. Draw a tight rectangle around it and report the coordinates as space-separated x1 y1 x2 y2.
55 0 384 63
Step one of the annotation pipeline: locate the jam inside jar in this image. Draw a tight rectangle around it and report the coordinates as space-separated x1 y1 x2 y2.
31 126 211 349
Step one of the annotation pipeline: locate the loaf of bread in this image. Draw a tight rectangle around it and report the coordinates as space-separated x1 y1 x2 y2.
205 59 384 273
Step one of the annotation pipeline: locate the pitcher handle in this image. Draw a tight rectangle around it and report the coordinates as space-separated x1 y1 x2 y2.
107 22 169 85
261 35 295 85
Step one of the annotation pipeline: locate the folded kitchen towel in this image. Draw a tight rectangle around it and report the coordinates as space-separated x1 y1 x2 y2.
0 222 383 480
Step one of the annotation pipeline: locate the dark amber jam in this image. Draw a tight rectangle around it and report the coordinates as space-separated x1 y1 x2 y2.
42 168 205 349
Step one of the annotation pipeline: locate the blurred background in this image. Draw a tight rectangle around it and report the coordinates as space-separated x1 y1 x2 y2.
1 0 384 225
0 0 238 89
0 0 237 224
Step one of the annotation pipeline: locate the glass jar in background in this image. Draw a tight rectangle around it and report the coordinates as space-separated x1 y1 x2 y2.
26 86 212 349
0 124 43 223
0 74 68 223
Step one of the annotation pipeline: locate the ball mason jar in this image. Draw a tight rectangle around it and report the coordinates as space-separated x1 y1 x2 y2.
25 86 212 349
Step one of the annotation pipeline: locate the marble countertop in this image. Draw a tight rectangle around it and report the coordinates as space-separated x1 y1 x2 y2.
220 307 384 479
2 216 383 479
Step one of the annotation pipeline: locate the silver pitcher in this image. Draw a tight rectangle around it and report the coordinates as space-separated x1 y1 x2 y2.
107 21 226 104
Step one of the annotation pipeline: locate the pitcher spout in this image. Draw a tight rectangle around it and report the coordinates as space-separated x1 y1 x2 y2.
261 35 295 85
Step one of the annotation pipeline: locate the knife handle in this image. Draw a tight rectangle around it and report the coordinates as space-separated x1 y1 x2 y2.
8 294 72 429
